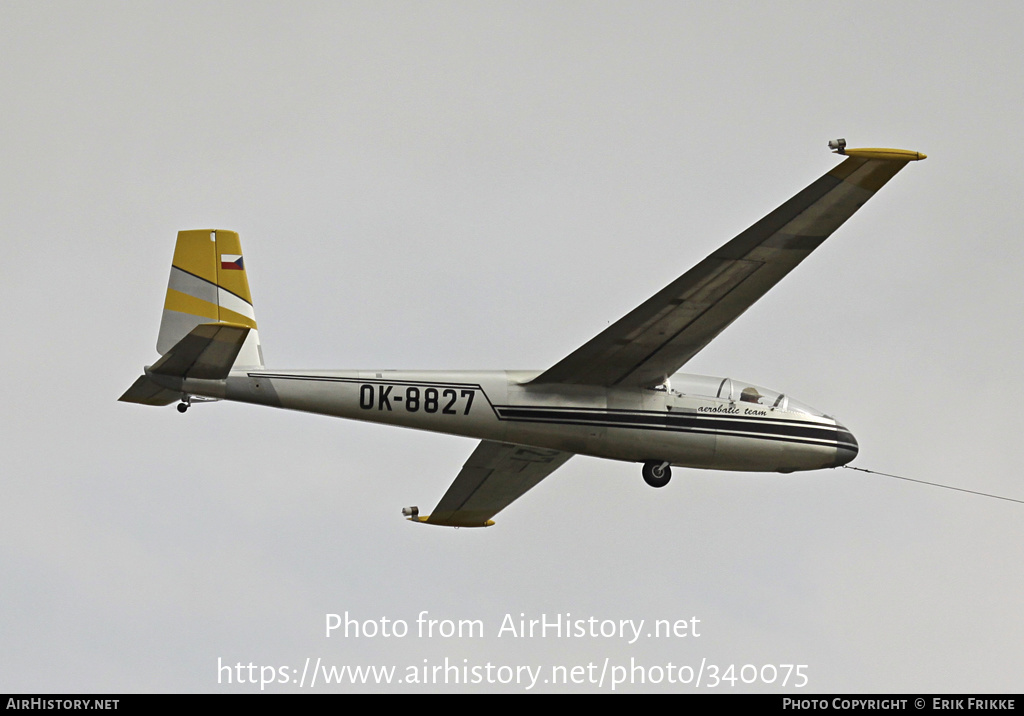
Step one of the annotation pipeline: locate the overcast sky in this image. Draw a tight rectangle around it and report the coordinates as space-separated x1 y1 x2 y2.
2 1 1022 693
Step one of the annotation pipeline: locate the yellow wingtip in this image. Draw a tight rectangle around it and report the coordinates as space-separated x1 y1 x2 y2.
406 515 495 527
840 147 927 161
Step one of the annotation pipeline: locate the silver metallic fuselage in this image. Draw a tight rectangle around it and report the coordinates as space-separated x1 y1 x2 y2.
171 369 858 472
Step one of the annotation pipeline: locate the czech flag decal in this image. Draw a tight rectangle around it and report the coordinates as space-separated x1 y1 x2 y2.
220 254 244 271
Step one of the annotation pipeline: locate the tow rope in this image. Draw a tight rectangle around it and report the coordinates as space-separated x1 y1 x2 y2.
840 465 1023 505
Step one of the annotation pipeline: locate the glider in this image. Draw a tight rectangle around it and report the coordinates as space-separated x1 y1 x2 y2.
121 139 925 527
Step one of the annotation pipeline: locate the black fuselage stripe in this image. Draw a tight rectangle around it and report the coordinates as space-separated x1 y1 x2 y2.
495 407 852 449
501 405 829 429
500 407 835 436
507 417 855 450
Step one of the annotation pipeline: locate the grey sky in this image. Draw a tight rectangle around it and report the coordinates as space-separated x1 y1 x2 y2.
2 1 1021 692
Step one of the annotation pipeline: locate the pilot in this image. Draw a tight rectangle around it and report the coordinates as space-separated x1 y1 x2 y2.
740 387 763 404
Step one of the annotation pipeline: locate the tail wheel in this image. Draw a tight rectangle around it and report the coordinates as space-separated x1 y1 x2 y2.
642 461 671 488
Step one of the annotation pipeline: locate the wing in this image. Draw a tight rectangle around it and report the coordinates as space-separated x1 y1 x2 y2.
531 146 926 388
412 441 574 527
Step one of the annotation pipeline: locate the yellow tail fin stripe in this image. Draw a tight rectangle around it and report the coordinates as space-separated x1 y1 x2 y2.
164 289 258 329
164 288 219 321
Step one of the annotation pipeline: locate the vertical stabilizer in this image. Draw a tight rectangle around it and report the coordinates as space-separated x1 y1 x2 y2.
157 229 263 368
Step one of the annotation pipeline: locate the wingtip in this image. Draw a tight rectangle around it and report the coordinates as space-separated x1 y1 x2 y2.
828 139 927 161
402 506 495 527
842 147 927 161
405 515 495 527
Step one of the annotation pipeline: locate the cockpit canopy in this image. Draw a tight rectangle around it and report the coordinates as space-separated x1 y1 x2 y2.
660 373 828 418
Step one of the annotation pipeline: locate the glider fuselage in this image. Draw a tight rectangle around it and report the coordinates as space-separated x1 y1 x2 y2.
171 368 856 473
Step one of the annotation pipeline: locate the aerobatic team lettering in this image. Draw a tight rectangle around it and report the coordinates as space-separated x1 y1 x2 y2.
696 405 767 416
359 384 475 415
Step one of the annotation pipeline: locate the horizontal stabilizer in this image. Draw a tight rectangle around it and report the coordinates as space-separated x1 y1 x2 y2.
118 375 181 406
120 323 250 405
149 322 251 380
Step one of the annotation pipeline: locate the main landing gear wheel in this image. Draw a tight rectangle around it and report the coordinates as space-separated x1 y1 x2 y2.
176 403 189 413
642 461 672 488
